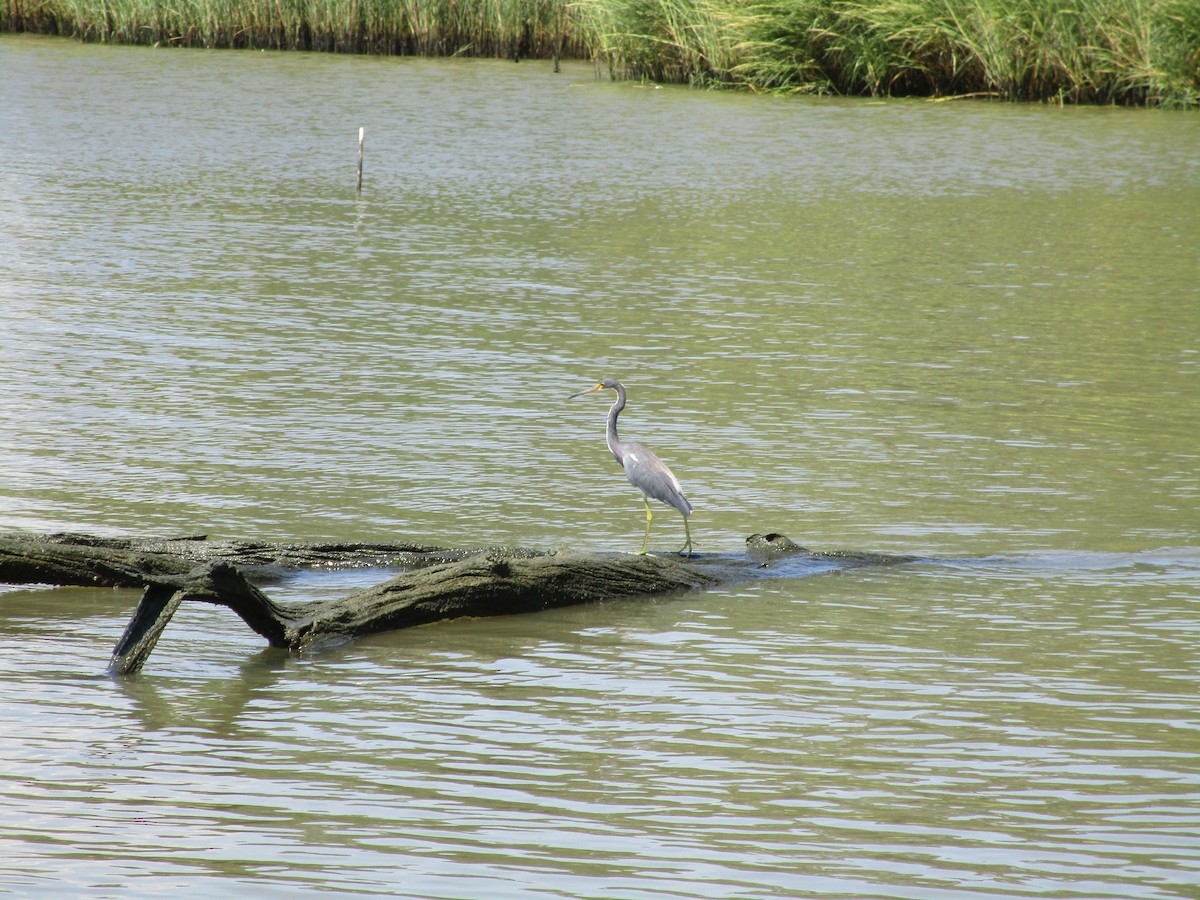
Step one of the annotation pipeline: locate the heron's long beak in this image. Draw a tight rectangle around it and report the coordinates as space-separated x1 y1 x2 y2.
569 383 604 399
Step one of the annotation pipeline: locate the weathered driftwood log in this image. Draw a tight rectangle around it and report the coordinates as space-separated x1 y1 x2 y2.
109 550 729 674
0 531 525 587
0 532 197 587
1 531 920 676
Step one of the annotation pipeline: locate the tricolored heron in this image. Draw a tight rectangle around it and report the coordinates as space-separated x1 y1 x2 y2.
570 378 695 557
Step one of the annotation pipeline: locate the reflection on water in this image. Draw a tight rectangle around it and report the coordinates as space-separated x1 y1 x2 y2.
3 550 1199 897
2 38 1197 554
1 35 1198 899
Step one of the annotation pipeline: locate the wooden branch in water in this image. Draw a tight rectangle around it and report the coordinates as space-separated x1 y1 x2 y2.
0 532 195 587
926 91 1002 103
107 551 725 674
0 531 919 676
0 531 504 587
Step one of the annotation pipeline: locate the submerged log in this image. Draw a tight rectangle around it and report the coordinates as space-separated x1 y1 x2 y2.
0 531 920 675
109 550 727 674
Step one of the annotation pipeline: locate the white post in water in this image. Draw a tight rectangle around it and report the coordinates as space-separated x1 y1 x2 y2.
356 127 365 193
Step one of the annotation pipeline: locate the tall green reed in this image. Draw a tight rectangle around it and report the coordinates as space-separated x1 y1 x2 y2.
5 0 584 57
730 0 1199 106
3 0 1196 106
571 0 742 84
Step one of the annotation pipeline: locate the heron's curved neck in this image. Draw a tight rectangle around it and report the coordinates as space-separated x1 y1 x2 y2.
605 384 626 465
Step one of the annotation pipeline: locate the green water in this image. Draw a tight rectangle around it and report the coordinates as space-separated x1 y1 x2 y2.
1 34 1197 898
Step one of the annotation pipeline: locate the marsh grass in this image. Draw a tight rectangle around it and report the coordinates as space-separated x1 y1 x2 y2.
3 0 1197 106
571 0 743 84
731 0 1200 106
4 0 583 57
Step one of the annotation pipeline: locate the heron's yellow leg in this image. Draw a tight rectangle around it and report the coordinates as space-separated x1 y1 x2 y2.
678 516 694 558
638 497 653 555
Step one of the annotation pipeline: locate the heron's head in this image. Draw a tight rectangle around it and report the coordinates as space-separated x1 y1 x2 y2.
569 378 622 399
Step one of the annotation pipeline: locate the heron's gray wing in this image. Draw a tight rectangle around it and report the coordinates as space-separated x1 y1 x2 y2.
621 441 693 516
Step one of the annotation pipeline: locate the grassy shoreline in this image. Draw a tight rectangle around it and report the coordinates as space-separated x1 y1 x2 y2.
3 0 1197 107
